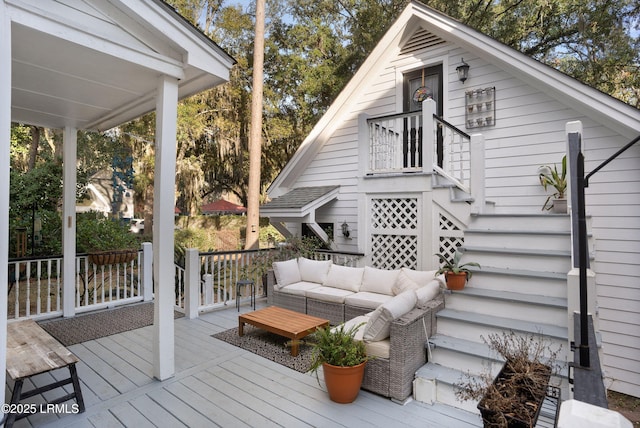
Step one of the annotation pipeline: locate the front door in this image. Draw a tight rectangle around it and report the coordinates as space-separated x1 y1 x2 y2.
403 65 443 167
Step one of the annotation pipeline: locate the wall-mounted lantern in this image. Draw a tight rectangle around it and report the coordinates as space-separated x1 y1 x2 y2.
456 58 470 83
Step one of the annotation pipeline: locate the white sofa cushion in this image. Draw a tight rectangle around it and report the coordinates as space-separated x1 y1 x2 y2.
392 269 420 295
363 289 417 342
298 257 332 284
415 280 442 308
400 267 438 287
306 286 354 303
344 292 393 310
340 315 390 359
272 259 301 289
360 266 399 296
323 265 364 292
278 281 322 296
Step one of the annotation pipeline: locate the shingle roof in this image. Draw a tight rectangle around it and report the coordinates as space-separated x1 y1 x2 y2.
261 186 339 210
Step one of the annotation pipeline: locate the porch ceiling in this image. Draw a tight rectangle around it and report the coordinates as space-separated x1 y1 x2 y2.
8 0 234 132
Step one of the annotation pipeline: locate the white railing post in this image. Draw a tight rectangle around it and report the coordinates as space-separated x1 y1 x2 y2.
422 98 436 172
141 242 153 301
358 113 370 176
470 133 486 214
184 248 200 319
203 274 213 306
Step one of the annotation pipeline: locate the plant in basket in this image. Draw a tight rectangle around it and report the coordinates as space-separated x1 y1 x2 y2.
456 331 562 428
76 212 141 265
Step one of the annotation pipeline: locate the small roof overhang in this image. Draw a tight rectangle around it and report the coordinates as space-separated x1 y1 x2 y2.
261 186 340 221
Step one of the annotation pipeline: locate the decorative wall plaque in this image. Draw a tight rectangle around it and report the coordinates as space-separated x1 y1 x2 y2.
465 87 495 129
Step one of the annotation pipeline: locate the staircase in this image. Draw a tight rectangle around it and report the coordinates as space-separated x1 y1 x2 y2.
414 212 578 416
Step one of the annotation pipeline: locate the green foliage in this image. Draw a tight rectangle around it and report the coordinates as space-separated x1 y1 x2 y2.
435 250 480 279
76 212 141 253
538 155 567 211
309 322 368 379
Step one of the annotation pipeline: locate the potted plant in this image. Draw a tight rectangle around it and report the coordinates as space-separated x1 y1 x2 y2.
538 155 567 213
309 323 368 403
456 331 561 428
435 250 480 290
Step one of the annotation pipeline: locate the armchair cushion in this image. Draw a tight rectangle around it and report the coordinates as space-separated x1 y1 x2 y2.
272 259 301 289
391 269 420 295
416 280 442 308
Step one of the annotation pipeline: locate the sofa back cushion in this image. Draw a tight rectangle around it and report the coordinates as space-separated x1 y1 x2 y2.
416 281 441 308
363 289 417 342
360 266 399 296
391 269 420 295
323 265 364 292
272 259 301 289
400 267 438 287
298 257 332 284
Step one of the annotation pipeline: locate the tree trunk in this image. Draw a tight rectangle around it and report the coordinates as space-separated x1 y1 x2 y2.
27 126 40 171
245 0 266 250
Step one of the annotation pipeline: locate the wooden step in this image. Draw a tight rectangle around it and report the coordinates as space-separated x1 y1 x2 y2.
460 246 572 273
463 266 567 298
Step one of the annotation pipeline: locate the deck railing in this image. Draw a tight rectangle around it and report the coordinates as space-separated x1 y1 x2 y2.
175 248 364 317
7 244 152 320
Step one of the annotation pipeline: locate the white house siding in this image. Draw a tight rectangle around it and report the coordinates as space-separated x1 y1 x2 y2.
286 30 640 397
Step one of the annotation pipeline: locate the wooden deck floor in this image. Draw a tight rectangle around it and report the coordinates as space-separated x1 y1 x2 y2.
8 300 482 427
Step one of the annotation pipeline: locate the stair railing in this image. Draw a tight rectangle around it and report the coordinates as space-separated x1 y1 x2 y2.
567 121 640 370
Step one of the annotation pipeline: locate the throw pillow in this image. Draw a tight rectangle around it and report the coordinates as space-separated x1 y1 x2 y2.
323 265 364 292
298 257 332 284
272 259 301 288
392 269 420 295
363 289 417 341
360 266 399 296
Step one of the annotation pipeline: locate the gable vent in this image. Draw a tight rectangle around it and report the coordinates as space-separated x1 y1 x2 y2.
400 28 445 55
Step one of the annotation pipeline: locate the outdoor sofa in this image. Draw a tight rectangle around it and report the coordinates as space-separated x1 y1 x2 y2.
265 257 445 401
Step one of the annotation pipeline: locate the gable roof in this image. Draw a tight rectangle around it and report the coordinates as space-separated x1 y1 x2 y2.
7 0 235 131
268 0 640 195
261 186 340 218
201 199 246 215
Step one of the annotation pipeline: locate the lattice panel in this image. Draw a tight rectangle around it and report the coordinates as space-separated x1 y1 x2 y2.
371 234 418 270
371 198 418 230
438 213 464 261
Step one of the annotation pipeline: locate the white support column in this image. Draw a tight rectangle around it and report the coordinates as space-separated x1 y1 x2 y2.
141 242 153 301
470 133 486 214
153 75 178 380
0 1 12 408
62 126 77 317
357 113 369 176
184 248 200 319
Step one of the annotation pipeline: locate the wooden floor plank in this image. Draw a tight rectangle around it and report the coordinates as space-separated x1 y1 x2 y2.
145 388 216 427
87 410 124 428
107 402 156 428
127 395 187 428
81 341 152 387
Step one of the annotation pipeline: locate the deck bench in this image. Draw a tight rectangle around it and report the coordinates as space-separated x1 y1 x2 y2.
5 319 85 427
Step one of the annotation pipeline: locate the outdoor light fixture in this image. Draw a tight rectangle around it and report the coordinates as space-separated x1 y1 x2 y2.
341 221 350 238
456 58 470 83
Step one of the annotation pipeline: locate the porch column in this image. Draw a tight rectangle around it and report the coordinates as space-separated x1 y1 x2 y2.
0 1 12 407
62 127 77 317
153 75 178 380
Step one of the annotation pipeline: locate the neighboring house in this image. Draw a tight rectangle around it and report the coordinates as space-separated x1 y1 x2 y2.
76 169 134 218
262 0 640 402
201 199 247 215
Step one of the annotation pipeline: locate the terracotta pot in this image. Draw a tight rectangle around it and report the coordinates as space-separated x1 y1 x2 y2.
445 271 468 290
323 361 366 403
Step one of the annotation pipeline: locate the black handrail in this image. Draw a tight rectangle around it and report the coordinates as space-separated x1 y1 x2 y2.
585 134 640 186
433 114 471 139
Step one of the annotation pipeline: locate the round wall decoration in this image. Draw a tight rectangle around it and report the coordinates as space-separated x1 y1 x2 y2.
412 86 433 103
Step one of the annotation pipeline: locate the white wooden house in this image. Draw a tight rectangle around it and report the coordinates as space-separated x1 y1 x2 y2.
262 0 640 402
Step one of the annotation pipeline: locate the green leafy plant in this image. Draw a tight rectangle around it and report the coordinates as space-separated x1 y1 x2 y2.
76 212 141 253
435 250 480 279
309 323 368 381
538 155 567 211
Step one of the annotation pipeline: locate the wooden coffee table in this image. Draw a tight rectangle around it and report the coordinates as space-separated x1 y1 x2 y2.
238 306 329 356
